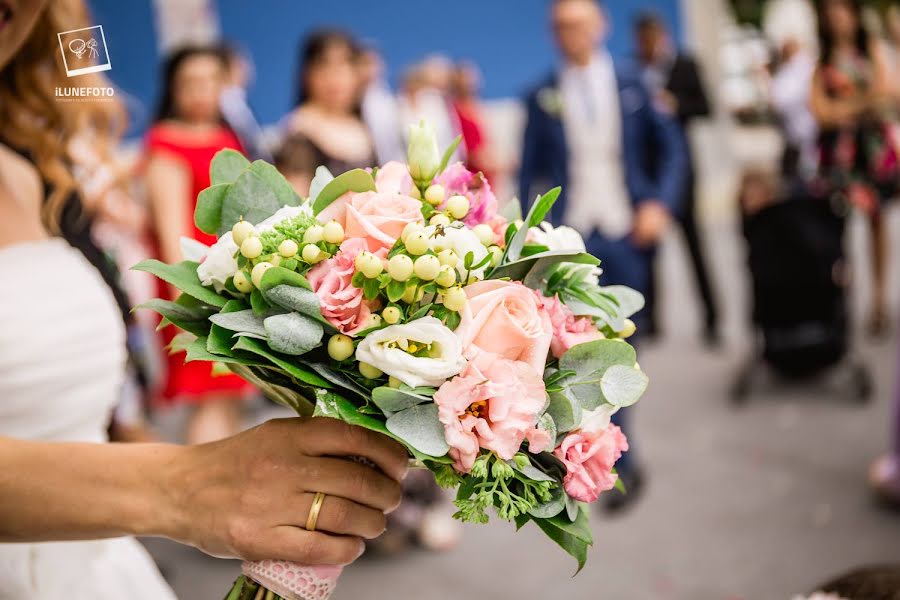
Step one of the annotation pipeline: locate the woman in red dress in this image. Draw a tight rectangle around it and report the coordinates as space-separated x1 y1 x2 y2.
144 45 253 444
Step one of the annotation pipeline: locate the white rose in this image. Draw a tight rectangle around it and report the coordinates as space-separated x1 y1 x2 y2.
426 223 489 281
528 221 601 285
196 204 313 290
355 316 466 388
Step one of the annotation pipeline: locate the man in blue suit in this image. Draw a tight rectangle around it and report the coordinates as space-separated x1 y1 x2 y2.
519 0 687 511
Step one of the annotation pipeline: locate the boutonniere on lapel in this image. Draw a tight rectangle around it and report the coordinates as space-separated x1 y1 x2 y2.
537 86 563 118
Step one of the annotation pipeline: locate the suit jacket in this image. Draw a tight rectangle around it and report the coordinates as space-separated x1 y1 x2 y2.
664 54 711 127
518 58 687 228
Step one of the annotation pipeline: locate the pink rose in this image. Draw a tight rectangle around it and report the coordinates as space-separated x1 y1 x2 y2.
433 162 498 227
533 292 602 358
554 425 628 503
457 280 553 374
306 238 374 335
435 350 548 473
317 162 423 253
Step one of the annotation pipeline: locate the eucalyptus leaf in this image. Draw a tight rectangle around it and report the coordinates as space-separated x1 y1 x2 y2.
600 285 645 321
194 183 228 235
545 390 582 434
132 259 226 308
537 412 558 447
218 170 283 237
248 160 300 208
385 403 449 457
263 284 320 316
510 460 556 483
263 312 323 356
372 386 431 416
600 365 649 408
565 494 579 522
308 165 334 204
208 309 267 337
528 486 566 519
209 149 250 185
258 266 312 292
184 336 261 366
560 339 636 373
312 168 376 215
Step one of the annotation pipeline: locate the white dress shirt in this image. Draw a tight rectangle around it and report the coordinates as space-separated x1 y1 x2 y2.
559 51 632 239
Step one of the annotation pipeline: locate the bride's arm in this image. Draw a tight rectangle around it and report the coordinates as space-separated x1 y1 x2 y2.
0 418 408 565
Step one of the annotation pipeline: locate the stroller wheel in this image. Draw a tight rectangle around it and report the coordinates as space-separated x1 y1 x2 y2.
849 364 873 404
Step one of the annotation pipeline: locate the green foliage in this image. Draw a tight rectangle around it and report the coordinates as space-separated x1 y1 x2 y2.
134 298 214 337
385 403 449 457
488 250 598 283
436 135 462 177
132 259 226 308
263 312 323 356
503 187 561 263
232 336 332 389
257 214 317 257
454 454 557 525
371 386 431 415
209 149 250 185
312 169 376 215
555 339 646 410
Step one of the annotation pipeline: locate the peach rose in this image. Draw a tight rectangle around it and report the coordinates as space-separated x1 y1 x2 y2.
457 280 553 374
306 238 374 335
435 350 548 473
317 162 422 252
533 291 602 358
554 424 628 503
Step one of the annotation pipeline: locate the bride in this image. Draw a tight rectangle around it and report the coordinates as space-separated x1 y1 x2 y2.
0 1 407 598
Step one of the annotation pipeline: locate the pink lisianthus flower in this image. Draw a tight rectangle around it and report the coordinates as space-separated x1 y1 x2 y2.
317 161 422 252
457 280 553 374
306 238 377 335
433 161 498 227
554 425 628 503
435 350 549 474
533 291 602 358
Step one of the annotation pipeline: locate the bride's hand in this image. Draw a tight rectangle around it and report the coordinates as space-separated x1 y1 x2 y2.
164 417 408 565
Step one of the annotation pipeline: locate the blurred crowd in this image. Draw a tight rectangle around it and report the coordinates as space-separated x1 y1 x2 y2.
51 0 900 590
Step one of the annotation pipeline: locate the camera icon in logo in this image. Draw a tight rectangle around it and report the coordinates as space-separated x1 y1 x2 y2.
58 25 111 77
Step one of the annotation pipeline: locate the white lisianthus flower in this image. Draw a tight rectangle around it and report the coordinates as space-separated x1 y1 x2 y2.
528 221 601 285
197 204 313 290
579 403 619 434
355 316 466 388
426 223 489 281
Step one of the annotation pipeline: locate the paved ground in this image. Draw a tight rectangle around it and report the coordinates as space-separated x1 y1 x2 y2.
144 212 900 600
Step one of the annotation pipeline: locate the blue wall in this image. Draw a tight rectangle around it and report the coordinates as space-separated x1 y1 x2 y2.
88 0 682 135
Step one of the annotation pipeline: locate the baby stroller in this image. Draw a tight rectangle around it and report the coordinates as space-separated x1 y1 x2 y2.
731 174 872 404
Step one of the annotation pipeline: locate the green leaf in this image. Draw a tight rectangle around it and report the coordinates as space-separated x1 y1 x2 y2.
385 403 449 457
132 259 226 308
545 390 581 434
436 135 462 176
312 168 376 215
263 312 323 356
547 504 593 545
219 170 283 237
362 277 381 300
232 336 332 388
600 285 645 322
208 309 267 337
262 284 320 316
209 149 250 185
308 165 335 204
250 289 269 314
565 494 579 522
194 183 229 235
304 363 371 400
500 197 523 222
510 459 556 483
489 250 598 284
184 336 261 366
558 340 636 410
259 266 312 292
371 386 431 415
600 365 649 408
503 187 561 263
248 160 300 208
537 412 557 447
386 279 406 302
532 516 589 574
133 298 213 337
529 486 566 519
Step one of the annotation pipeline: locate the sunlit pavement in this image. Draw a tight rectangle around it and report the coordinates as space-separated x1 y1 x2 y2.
144 211 900 600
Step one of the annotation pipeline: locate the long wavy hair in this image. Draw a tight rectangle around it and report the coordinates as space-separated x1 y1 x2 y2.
0 0 125 232
815 0 870 65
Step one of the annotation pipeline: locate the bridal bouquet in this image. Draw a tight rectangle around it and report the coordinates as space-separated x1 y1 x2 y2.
136 122 647 600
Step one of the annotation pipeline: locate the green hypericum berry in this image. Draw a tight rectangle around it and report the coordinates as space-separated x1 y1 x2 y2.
405 231 430 256
233 271 253 293
278 239 299 258
382 306 401 324
303 224 324 244
442 287 467 311
424 184 445 206
322 220 345 244
358 362 383 379
413 254 441 281
327 334 354 361
240 236 263 259
250 262 274 288
388 254 414 281
446 195 469 220
231 219 256 246
473 223 495 246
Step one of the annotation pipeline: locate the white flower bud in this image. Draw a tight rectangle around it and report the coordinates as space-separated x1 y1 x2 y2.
407 120 441 184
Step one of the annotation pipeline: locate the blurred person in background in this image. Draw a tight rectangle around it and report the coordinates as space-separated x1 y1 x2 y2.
399 56 461 158
770 38 819 179
519 0 686 512
144 45 254 445
451 61 497 182
359 44 405 164
810 0 899 337
869 349 900 508
277 30 374 196
220 42 273 162
634 11 719 346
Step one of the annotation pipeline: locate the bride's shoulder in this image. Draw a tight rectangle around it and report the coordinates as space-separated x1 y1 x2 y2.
0 144 49 248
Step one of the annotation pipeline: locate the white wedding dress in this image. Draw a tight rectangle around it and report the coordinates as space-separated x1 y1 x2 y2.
0 239 176 599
